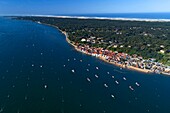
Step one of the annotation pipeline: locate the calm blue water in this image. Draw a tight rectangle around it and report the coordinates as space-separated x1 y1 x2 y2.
57 13 170 19
0 17 170 113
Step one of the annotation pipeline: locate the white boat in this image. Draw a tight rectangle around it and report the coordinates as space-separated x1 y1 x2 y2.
63 65 66 67
135 82 140 87
42 97 45 101
96 67 99 70
115 80 119 84
68 59 70 61
7 94 10 98
87 78 91 82
95 74 99 78
86 69 89 72
107 72 110 74
111 94 115 98
25 96 28 100
123 77 127 80
129 86 134 91
80 60 83 62
88 64 90 66
104 84 108 88
0 108 3 112
74 58 76 60
44 85 48 89
112 76 114 79
72 70 75 73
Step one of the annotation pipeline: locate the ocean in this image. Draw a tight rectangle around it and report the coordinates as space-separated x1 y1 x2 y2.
0 16 170 113
56 13 170 19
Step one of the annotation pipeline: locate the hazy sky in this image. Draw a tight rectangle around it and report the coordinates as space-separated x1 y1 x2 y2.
0 0 170 15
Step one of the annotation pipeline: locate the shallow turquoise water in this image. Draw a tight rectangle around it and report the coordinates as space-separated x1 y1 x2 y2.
0 17 170 113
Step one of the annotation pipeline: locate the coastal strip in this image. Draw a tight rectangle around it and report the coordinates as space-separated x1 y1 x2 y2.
61 29 152 73
67 35 151 73
37 22 169 75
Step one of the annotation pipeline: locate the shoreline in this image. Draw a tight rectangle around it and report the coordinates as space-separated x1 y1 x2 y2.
59 28 152 73
66 36 151 73
38 22 164 74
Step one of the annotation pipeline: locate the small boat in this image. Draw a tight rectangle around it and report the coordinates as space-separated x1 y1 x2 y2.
88 64 90 66
123 77 127 80
86 69 89 72
112 76 114 79
72 70 75 73
40 65 43 68
25 96 28 100
42 97 45 101
63 65 66 67
95 74 99 78
129 86 134 91
104 84 108 88
0 108 3 112
68 59 70 61
115 80 119 84
44 85 48 89
120 68 122 70
80 60 83 62
7 94 10 98
87 78 91 82
74 58 76 60
111 94 115 98
107 72 110 74
135 82 140 87
96 67 99 70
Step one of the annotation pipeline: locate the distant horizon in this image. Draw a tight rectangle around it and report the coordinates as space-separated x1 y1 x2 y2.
3 12 170 21
1 0 170 15
1 12 170 16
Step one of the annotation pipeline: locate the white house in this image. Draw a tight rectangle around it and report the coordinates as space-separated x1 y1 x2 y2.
81 39 86 42
160 50 165 54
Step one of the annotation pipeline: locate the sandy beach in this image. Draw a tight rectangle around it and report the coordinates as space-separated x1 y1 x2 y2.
61 30 152 73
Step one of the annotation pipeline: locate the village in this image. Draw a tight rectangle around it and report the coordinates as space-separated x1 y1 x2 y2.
70 37 170 75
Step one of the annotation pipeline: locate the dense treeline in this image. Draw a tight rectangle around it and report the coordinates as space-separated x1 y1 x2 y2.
13 16 170 65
